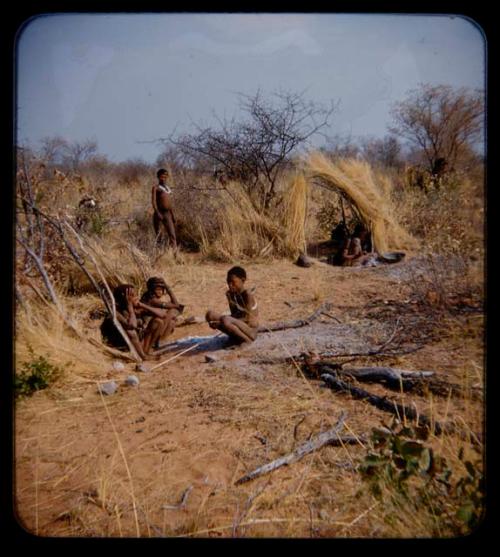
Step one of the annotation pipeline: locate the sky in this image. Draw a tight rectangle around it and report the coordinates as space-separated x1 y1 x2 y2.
16 13 486 163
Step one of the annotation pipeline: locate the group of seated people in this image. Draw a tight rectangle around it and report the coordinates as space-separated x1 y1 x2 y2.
100 266 259 360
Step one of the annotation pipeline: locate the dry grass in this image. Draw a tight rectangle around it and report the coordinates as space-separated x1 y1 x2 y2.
14 153 485 538
304 152 418 254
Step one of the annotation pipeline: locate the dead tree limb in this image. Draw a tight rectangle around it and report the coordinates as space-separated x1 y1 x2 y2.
17 198 141 361
235 411 356 485
306 364 483 401
257 302 334 332
320 373 481 445
321 372 446 432
63 221 142 362
251 344 424 366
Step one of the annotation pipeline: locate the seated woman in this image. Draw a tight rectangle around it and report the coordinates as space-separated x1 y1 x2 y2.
100 283 171 360
140 276 184 352
205 266 259 345
336 223 374 267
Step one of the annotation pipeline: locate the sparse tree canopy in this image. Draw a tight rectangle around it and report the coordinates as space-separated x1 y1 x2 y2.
389 83 484 175
164 89 337 210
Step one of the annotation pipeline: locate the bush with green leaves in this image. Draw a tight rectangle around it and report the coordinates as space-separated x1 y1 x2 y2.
359 421 485 536
14 353 63 398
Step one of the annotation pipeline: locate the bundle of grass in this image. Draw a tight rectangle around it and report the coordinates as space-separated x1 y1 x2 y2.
304 152 418 254
200 181 287 261
281 172 309 258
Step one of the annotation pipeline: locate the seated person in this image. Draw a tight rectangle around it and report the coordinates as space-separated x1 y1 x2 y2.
100 283 171 360
205 266 259 345
338 223 373 267
140 276 184 351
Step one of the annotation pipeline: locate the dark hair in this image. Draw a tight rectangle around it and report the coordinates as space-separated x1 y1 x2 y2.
353 223 368 238
113 283 134 310
146 276 167 292
157 168 168 179
227 266 247 281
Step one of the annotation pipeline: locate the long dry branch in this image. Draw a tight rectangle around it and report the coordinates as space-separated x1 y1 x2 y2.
257 302 333 332
320 373 481 445
235 411 353 485
305 364 483 400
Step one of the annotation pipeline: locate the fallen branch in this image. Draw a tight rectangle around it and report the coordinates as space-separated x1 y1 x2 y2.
257 302 334 332
320 373 481 445
235 411 357 485
251 344 424 366
306 364 482 400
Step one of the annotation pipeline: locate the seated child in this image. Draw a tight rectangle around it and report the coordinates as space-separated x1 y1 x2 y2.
140 276 184 351
205 266 259 345
339 223 373 267
100 283 171 360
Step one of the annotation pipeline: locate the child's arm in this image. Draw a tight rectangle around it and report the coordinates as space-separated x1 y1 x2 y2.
135 300 168 319
152 185 162 219
342 238 362 261
123 287 140 329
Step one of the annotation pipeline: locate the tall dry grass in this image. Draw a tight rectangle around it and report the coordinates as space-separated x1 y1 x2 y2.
198 178 308 261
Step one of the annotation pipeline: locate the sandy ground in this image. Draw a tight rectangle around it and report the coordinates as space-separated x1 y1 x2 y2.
13 254 484 538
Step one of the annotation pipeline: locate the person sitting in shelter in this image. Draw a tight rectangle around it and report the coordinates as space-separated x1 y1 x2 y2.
140 276 184 351
100 284 172 360
338 223 373 267
205 266 259 345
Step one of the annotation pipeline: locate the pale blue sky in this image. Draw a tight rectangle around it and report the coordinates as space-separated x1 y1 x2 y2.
16 13 486 163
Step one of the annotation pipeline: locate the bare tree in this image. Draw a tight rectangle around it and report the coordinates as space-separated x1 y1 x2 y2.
360 135 403 169
389 83 484 176
322 133 361 160
163 89 337 210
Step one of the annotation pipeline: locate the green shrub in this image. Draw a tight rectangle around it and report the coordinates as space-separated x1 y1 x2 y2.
359 421 485 535
14 353 63 398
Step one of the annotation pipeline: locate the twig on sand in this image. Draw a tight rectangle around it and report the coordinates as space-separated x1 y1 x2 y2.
162 485 193 510
235 411 356 485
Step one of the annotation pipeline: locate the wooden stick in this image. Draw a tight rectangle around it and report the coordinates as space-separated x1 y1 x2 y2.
235 411 353 485
148 343 201 372
320 373 482 444
309 364 483 400
257 302 333 332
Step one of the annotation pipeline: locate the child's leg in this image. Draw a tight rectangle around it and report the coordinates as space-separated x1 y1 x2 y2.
206 310 223 329
153 213 163 245
128 329 148 360
220 316 257 344
157 309 179 342
143 317 164 354
163 212 177 249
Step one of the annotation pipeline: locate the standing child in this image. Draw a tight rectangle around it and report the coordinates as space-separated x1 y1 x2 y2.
152 168 177 250
140 276 184 351
205 266 259 345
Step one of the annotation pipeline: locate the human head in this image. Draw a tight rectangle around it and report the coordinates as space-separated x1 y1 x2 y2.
113 283 135 310
146 276 167 297
157 168 168 182
353 223 368 239
227 266 247 292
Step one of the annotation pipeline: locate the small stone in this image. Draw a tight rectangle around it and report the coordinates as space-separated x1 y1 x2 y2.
205 355 218 363
136 363 151 373
98 381 118 396
125 375 140 387
295 252 313 268
112 361 125 372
